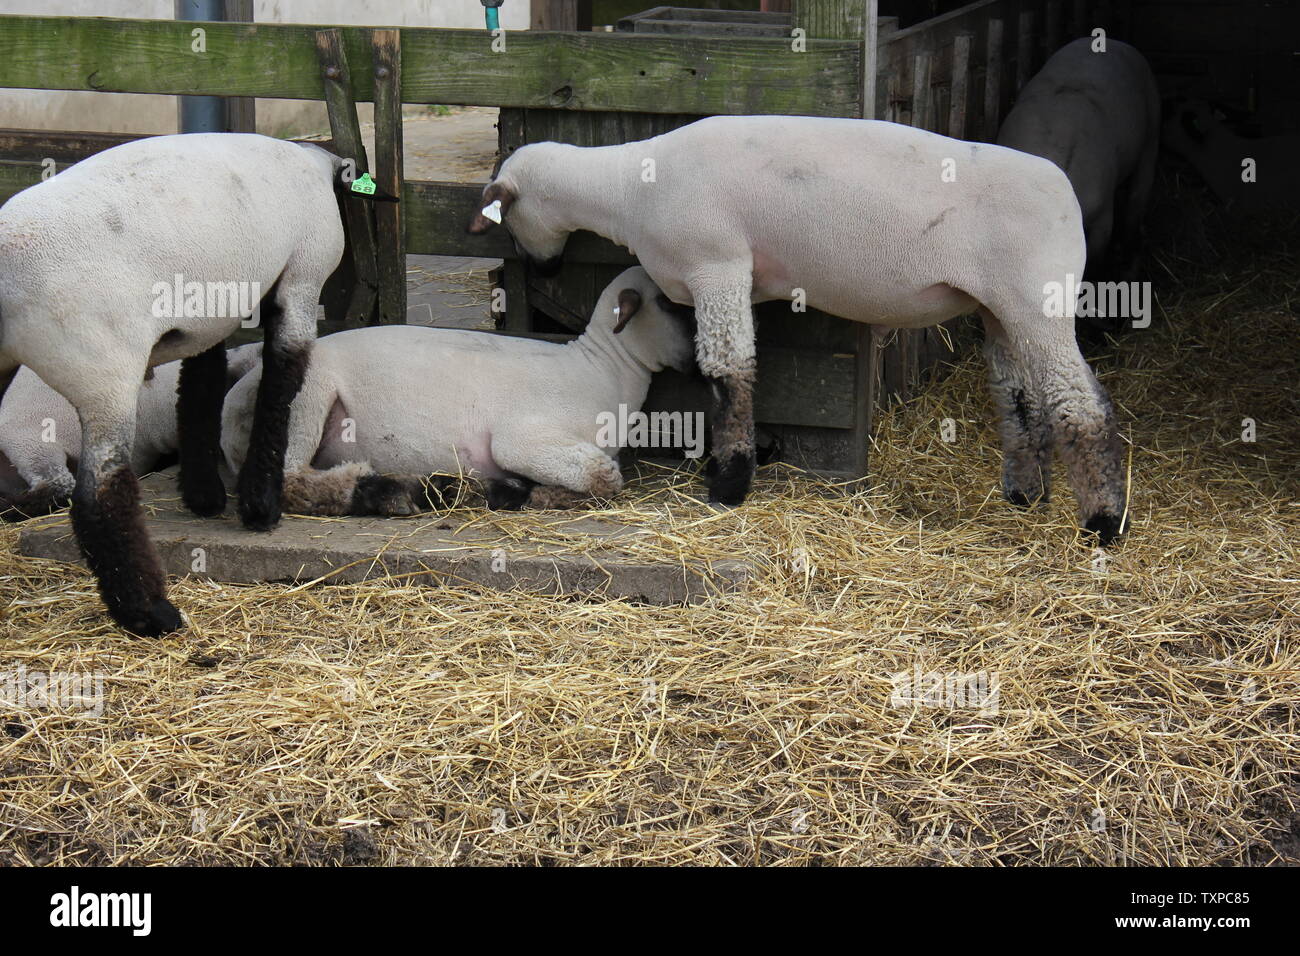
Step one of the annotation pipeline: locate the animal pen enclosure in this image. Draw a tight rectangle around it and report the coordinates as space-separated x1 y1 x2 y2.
1 3 1298 875
0 0 1114 479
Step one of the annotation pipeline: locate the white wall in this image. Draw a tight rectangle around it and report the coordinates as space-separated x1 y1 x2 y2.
0 1 530 137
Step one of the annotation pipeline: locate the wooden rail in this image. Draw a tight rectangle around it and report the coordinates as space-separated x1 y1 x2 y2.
0 15 861 116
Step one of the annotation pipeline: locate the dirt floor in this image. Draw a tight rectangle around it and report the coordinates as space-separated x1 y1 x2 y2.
0 164 1295 866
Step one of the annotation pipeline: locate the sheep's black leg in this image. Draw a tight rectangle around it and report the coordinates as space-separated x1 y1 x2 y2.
0 482 73 522
72 413 181 636
236 286 312 531
705 371 757 505
690 278 758 507
178 341 228 517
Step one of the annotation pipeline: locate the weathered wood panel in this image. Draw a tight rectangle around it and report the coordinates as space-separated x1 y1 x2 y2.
371 28 405 325
0 15 861 116
316 28 378 328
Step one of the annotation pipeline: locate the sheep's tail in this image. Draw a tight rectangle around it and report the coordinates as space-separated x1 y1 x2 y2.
0 483 71 522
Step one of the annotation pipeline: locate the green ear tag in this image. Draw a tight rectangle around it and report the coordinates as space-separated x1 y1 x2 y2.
351 173 377 195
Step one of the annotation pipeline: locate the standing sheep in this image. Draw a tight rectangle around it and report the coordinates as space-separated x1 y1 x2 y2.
467 115 1127 542
221 267 696 514
996 38 1160 284
0 133 347 635
0 344 261 521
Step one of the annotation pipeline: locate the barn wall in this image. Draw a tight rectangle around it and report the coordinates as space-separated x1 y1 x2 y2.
0 0 532 138
1126 0 1299 133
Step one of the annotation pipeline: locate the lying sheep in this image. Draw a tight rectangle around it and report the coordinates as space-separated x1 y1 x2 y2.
997 38 1160 283
1161 98 1300 215
0 133 348 635
221 267 695 515
468 116 1128 542
0 344 261 521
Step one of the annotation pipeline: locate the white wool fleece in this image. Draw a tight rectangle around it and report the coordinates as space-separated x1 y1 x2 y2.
222 267 694 498
490 115 1085 329
0 133 343 417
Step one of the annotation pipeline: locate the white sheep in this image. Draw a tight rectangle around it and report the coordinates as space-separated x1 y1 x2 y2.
467 115 1127 542
0 344 261 521
996 38 1160 283
1161 98 1300 215
0 133 347 635
220 267 695 514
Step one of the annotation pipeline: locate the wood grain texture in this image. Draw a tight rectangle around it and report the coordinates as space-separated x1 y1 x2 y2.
0 15 861 116
371 28 405 325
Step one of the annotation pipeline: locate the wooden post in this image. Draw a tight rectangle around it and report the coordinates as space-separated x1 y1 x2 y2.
984 18 1004 140
1017 8 1036 92
863 0 879 120
948 32 972 140
910 51 932 130
371 28 405 325
315 28 378 328
221 0 255 133
531 0 591 32
1045 0 1064 56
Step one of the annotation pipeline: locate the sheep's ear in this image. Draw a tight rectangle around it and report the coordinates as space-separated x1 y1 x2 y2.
467 182 516 234
612 288 642 334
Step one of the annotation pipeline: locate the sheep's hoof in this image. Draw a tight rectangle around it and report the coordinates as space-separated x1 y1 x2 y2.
1003 486 1048 509
237 497 282 532
1084 511 1125 547
113 596 184 638
181 478 227 518
707 450 755 507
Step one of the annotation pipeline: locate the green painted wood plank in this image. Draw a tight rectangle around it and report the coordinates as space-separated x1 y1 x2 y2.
0 15 861 116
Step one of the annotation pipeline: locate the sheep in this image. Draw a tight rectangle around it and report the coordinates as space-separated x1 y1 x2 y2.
0 133 349 635
220 267 696 514
466 115 1128 543
1160 98 1300 215
996 38 1160 284
0 344 262 521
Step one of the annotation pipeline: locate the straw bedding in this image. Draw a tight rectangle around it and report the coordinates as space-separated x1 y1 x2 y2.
0 195 1295 866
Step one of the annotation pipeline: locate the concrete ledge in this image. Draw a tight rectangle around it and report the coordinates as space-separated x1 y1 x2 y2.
17 471 751 605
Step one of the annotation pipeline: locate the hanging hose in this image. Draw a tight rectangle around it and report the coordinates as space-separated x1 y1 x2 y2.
481 0 503 31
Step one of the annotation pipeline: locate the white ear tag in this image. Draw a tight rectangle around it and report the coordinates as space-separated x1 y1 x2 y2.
481 199 503 224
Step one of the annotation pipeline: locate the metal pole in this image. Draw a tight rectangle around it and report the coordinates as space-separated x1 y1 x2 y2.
175 0 227 133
